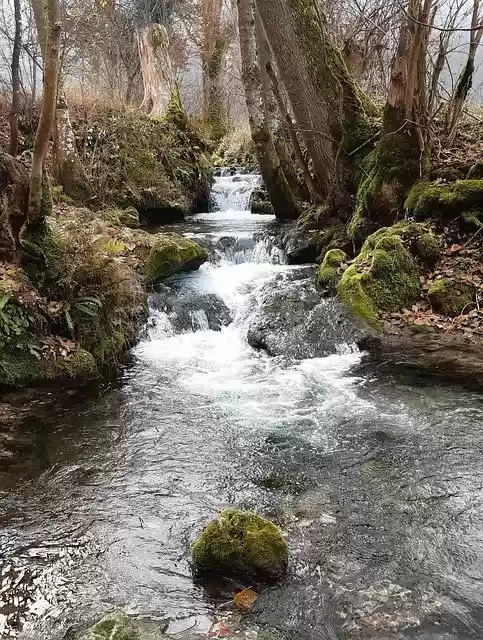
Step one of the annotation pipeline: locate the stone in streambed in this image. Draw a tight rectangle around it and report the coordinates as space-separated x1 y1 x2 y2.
145 234 208 284
191 508 288 580
427 277 476 317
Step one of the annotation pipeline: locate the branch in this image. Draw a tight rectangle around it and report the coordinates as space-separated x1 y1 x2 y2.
395 0 483 32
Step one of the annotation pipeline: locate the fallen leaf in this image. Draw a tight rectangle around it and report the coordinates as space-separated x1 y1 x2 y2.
208 620 232 638
234 588 258 612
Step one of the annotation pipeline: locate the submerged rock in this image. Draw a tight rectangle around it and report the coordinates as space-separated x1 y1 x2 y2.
77 611 138 640
145 234 208 284
247 271 369 358
191 508 288 580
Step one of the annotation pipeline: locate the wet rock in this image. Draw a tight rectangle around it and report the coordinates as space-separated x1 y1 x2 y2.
247 273 370 359
149 288 231 332
249 188 274 216
77 611 169 640
191 508 288 580
280 226 321 264
358 326 483 388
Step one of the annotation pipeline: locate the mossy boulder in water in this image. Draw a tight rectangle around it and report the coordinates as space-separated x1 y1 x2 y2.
428 278 476 317
317 249 347 292
191 508 288 580
145 234 208 284
338 222 439 329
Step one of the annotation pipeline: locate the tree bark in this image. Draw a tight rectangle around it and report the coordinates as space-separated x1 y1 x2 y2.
237 0 299 220
137 24 175 117
254 15 307 201
201 0 227 139
28 0 61 221
53 91 84 188
255 0 336 200
8 0 22 157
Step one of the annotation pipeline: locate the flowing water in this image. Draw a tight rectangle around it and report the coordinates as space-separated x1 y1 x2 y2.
1 173 483 640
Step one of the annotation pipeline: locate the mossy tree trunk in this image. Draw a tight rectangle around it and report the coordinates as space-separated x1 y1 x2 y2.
256 0 371 212
350 1 432 243
137 23 175 117
237 0 299 220
0 153 30 264
8 0 22 157
28 0 61 222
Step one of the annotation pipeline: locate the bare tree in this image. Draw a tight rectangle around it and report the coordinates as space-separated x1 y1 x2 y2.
8 0 22 157
28 0 61 220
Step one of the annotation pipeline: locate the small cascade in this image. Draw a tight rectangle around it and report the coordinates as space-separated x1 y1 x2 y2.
209 171 261 213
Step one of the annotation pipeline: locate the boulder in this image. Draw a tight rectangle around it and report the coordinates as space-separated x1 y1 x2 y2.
249 187 274 216
145 234 208 284
428 277 476 317
317 249 348 293
191 508 288 580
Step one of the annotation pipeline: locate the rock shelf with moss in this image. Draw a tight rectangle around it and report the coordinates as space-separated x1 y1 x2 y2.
0 208 208 388
191 508 288 580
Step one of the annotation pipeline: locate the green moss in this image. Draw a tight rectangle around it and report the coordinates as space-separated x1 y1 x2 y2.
350 105 420 243
405 179 483 227
317 248 347 291
192 508 288 580
338 222 435 328
427 278 476 317
145 234 208 284
78 611 137 640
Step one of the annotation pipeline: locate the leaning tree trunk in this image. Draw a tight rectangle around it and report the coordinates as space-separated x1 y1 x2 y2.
255 0 336 201
254 14 309 202
237 0 299 220
9 0 22 157
446 0 483 142
137 23 175 116
28 0 61 222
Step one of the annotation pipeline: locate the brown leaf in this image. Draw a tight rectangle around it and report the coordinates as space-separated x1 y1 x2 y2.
234 588 258 612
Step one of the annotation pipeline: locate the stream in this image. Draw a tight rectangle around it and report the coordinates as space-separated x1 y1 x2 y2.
1 172 483 639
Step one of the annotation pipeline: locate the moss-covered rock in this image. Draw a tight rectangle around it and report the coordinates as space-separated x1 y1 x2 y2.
317 249 347 292
191 508 288 580
145 234 208 284
249 187 274 216
77 611 137 640
405 179 483 228
338 222 437 329
428 278 476 317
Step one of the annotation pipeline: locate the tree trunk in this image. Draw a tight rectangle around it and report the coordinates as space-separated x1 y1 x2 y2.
349 6 424 243
137 24 175 117
53 91 84 189
237 0 299 220
265 61 320 202
9 0 22 157
446 0 483 142
255 0 336 200
28 0 61 222
201 0 227 140
254 14 307 201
